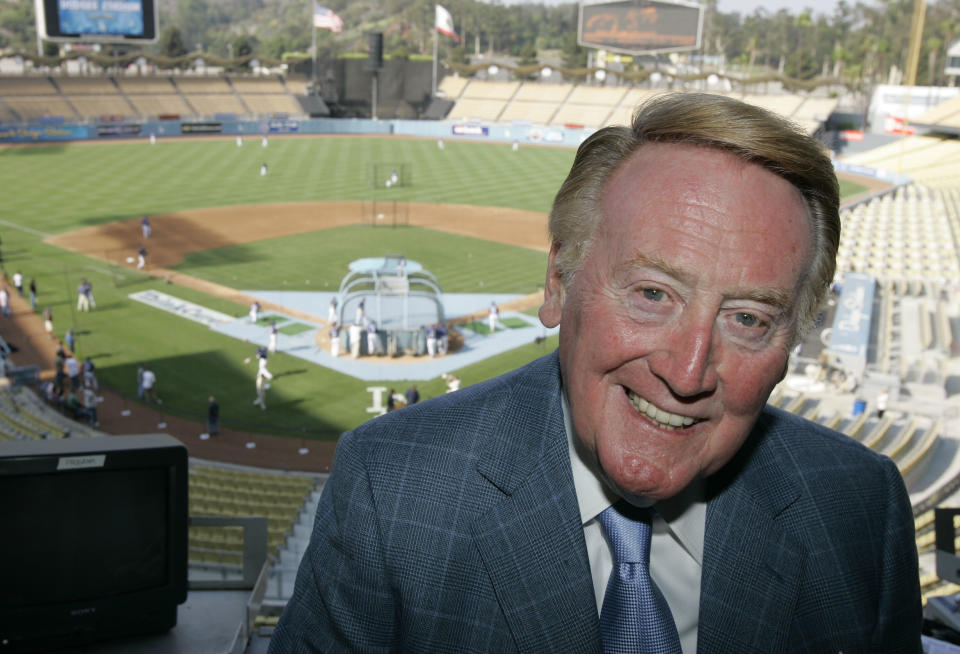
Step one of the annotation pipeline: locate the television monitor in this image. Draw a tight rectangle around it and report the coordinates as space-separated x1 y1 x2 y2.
0 433 188 653
34 0 159 43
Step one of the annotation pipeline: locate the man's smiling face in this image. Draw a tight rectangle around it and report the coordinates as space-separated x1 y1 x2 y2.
539 142 813 503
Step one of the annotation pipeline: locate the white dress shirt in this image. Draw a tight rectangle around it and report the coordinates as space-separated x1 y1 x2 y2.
562 391 706 654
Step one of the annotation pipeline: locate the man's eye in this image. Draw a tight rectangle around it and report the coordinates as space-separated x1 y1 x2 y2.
642 288 664 302
735 312 761 328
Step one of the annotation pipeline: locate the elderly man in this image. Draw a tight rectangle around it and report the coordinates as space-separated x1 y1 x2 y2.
270 94 920 652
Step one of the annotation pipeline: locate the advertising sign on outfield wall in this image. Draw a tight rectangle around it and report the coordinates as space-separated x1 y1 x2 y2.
578 0 703 54
0 124 88 142
451 125 489 137
180 122 223 135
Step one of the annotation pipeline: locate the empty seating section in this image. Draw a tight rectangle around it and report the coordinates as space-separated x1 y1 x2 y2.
3 96 76 121
916 95 960 129
1 75 843 130
114 78 190 117
114 77 177 94
181 93 247 116
68 96 134 118
844 136 960 189
501 83 573 124
551 103 613 128
461 80 520 101
449 81 520 122
55 77 118 95
230 77 286 94
241 94 302 116
0 77 58 95
837 185 960 285
437 75 468 99
500 101 557 124
188 464 319 563
565 85 628 106
0 385 103 440
125 94 193 117
550 85 625 128
283 78 310 95
513 83 573 103
173 76 234 94
449 98 505 122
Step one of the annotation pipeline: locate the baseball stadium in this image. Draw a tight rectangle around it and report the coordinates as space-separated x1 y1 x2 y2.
4 0 960 649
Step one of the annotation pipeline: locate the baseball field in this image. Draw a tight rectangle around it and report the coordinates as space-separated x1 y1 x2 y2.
0 134 875 462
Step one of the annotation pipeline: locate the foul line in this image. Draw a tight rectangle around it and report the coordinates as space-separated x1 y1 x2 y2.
0 219 50 239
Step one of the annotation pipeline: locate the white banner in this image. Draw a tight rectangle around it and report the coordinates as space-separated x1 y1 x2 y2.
129 290 233 327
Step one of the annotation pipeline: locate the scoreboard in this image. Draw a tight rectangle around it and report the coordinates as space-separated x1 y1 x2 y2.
35 0 158 43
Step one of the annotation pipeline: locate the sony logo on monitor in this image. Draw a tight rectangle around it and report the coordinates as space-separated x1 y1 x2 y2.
57 454 106 470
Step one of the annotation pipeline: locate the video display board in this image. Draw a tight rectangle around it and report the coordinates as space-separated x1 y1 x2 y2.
579 0 702 55
35 0 158 43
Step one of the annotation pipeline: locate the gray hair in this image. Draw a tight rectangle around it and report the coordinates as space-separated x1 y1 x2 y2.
547 92 840 341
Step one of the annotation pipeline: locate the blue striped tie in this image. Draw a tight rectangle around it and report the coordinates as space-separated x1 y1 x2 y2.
597 502 682 654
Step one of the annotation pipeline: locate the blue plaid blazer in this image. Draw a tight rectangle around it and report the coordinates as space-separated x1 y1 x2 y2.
270 352 921 653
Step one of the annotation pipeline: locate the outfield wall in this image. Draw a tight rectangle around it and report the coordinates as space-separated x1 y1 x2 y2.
0 116 590 147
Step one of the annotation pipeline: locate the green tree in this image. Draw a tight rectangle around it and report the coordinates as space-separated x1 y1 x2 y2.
158 25 188 59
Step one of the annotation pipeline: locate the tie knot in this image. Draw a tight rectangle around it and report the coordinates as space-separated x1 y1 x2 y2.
597 502 652 565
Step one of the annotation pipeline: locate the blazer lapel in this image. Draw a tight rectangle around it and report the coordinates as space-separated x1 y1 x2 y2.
471 354 602 653
697 413 808 653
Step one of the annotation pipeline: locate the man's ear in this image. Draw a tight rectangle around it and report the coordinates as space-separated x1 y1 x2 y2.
539 242 565 328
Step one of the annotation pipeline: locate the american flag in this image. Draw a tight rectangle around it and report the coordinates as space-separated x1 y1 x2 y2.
313 4 343 33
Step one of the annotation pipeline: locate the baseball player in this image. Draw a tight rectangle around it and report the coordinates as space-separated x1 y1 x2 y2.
254 347 273 410
76 280 90 312
328 297 338 323
426 323 437 357
249 300 261 324
330 323 341 357
268 322 278 353
137 247 147 270
355 297 366 325
488 301 500 333
43 306 53 339
366 320 378 356
348 323 362 358
12 271 22 297
254 371 270 410
141 216 152 238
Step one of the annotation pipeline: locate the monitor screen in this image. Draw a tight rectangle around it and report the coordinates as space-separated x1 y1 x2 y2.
0 434 187 652
0 466 169 608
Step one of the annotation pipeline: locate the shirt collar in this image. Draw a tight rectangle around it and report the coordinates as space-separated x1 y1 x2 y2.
562 388 705 564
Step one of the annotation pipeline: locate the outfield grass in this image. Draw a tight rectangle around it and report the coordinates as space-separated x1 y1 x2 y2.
172 224 548 294
0 137 575 235
0 136 872 441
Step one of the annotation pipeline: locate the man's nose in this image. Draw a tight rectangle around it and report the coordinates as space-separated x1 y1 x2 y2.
648 314 719 399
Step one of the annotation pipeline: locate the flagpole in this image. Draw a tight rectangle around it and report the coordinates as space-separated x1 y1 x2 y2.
311 0 318 93
432 21 438 97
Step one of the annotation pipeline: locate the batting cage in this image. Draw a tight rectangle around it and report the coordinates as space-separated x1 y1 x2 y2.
333 255 444 356
362 199 410 228
367 162 412 189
